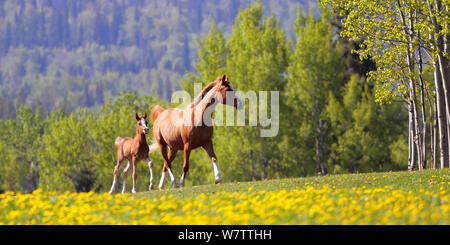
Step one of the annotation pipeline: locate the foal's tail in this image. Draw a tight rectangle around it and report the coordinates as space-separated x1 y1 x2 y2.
151 105 164 122
115 137 125 146
115 137 125 160
148 140 160 153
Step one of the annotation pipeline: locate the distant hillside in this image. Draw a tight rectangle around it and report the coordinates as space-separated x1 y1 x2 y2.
0 0 316 118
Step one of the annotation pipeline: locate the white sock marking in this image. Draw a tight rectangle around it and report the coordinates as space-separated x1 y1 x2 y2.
159 172 166 189
180 174 185 187
146 159 154 190
121 161 130 194
109 179 116 194
213 160 221 182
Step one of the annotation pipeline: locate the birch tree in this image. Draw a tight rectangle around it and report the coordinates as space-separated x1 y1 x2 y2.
321 0 450 169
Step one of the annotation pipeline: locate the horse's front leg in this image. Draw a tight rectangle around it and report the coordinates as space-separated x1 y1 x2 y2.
158 146 178 190
202 141 221 184
109 159 123 195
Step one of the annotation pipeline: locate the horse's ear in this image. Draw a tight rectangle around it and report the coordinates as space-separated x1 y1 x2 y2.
221 74 227 84
143 112 147 119
135 113 140 121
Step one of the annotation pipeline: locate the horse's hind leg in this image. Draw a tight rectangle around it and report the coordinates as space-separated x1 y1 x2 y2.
158 145 178 190
121 160 131 194
180 145 191 188
158 145 169 190
109 158 123 194
166 149 178 188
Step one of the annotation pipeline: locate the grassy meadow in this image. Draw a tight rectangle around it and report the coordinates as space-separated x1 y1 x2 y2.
0 169 448 225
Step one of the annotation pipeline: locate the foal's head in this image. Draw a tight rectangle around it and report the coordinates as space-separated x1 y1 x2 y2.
135 112 149 135
212 75 243 110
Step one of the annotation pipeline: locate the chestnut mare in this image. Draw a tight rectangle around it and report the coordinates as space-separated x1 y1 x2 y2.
109 112 155 194
150 75 243 189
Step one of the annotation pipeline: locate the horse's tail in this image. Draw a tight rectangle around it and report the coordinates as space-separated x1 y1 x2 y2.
148 140 159 153
151 105 164 122
115 137 125 162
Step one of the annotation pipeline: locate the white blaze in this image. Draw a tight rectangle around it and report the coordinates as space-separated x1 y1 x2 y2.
141 119 148 129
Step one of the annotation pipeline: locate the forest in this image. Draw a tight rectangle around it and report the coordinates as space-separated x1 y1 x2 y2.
0 0 315 118
0 0 448 193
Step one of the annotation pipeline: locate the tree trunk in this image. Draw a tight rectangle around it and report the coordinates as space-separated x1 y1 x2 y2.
408 115 413 170
408 99 417 170
437 56 450 167
398 4 423 170
434 60 449 169
315 119 327 175
418 34 427 169
425 79 436 169
433 96 438 169
312 104 327 176
427 0 450 168
409 59 423 171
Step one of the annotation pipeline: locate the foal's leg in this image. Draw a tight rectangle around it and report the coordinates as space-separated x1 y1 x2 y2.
203 141 222 184
109 159 123 194
180 144 191 188
144 158 154 190
121 160 131 194
131 156 138 193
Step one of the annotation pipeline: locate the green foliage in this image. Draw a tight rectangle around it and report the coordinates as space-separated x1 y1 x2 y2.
326 74 407 173
320 0 449 104
39 109 95 192
0 106 44 192
0 0 314 119
285 6 344 175
0 1 409 193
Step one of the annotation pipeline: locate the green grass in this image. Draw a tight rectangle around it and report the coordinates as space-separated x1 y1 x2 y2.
137 168 450 199
1 168 448 225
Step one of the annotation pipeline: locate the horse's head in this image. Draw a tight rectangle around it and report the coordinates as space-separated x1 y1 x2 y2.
135 112 149 135
215 74 243 110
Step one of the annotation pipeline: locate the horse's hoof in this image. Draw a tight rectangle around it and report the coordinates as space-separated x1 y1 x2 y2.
172 181 178 188
149 184 154 191
215 179 222 184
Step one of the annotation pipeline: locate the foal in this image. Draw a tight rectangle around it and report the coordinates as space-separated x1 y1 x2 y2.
109 112 154 194
150 75 243 189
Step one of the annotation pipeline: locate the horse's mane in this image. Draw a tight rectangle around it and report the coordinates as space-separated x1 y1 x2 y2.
189 77 220 108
